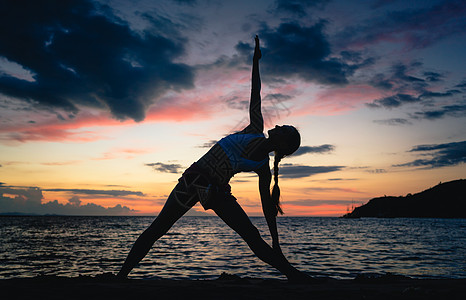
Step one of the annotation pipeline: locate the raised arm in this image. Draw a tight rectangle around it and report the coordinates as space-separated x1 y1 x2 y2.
249 35 264 133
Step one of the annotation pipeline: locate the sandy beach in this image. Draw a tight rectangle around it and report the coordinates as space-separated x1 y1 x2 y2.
1 273 464 300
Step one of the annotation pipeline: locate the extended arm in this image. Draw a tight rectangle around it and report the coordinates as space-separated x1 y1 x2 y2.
257 165 281 249
249 35 264 133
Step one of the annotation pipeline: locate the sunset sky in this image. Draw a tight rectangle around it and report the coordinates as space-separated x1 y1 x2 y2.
0 0 465 217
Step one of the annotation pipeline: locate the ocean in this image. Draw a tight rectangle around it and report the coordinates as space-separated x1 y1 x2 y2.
0 216 465 280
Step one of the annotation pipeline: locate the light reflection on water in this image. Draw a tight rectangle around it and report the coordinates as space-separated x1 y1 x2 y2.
0 216 464 279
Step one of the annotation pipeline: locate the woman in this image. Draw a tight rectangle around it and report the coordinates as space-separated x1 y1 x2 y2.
118 36 310 282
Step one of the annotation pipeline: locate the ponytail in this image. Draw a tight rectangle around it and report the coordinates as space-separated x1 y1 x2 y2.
271 151 284 215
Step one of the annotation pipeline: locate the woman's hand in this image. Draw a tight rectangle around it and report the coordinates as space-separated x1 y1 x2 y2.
254 35 261 60
273 240 283 255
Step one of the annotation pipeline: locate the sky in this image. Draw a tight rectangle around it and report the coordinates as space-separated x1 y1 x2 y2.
0 0 465 217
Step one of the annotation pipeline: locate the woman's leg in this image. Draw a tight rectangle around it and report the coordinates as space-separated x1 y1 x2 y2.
212 198 305 280
117 185 193 278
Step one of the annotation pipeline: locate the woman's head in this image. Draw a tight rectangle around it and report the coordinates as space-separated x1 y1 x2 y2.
269 125 300 216
268 125 301 157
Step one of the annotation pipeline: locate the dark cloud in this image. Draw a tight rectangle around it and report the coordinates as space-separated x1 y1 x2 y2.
140 8 203 35
0 186 43 214
0 0 194 121
368 62 430 92
0 186 135 215
367 87 462 110
68 195 82 206
0 186 43 203
455 80 466 89
305 187 364 194
419 90 460 99
367 61 465 119
236 22 357 85
367 93 419 108
394 140 466 168
197 140 217 148
44 188 144 197
263 93 293 102
423 71 443 82
282 199 358 207
172 0 197 6
335 1 466 50
225 96 249 110
223 92 293 121
272 0 330 17
278 163 344 178
339 50 375 68
42 200 135 215
369 74 393 90
373 118 412 126
411 104 466 120
391 64 425 84
366 169 387 174
410 141 466 152
292 144 335 156
339 50 362 63
145 162 184 173
371 62 435 92
370 0 397 9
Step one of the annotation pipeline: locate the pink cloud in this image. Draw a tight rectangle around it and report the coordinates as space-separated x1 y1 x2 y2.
145 66 253 123
304 187 366 194
41 160 81 166
295 84 384 116
146 98 215 122
0 64 252 144
0 97 210 144
339 1 465 51
0 109 121 144
93 147 156 160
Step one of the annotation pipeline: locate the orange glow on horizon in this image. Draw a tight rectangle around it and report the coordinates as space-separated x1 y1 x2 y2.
39 188 355 217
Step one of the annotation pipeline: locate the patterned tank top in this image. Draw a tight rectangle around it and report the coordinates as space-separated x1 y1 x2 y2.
217 132 269 174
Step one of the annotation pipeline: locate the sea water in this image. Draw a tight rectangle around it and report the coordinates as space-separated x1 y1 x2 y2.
0 216 465 280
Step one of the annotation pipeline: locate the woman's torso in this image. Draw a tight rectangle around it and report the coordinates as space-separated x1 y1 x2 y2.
196 132 268 184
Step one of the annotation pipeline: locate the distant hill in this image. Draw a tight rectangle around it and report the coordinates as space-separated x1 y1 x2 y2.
0 212 39 216
342 179 466 218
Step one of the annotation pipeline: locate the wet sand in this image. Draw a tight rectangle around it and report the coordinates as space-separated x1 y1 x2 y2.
1 273 464 300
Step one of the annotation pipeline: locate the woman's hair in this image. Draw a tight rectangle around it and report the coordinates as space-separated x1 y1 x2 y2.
271 126 300 215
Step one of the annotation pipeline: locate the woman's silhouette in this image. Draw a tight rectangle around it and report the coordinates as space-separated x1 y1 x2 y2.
118 36 311 282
